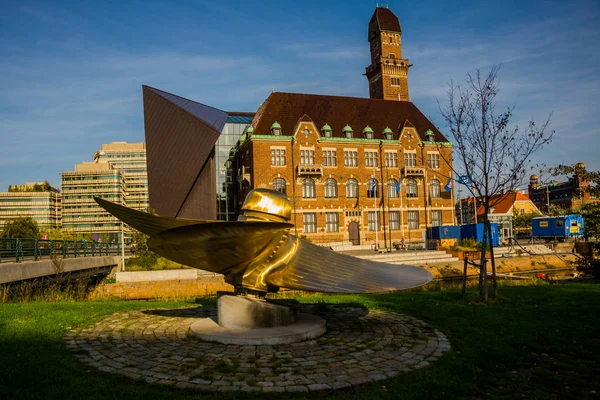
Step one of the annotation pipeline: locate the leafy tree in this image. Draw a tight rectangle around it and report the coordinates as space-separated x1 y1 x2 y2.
547 204 571 216
439 66 554 299
125 207 158 270
513 211 542 230
0 217 41 239
574 203 600 241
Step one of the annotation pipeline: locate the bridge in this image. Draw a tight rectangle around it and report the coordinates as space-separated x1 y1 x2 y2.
0 238 126 286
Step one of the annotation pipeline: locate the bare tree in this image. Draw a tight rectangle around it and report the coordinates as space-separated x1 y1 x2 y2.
439 66 554 299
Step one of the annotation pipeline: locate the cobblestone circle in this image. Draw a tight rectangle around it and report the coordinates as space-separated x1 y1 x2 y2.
64 304 450 393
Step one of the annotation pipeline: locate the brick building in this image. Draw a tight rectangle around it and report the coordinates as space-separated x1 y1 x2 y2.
232 7 454 248
528 163 597 213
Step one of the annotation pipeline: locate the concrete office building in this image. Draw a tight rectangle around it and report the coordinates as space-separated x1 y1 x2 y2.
0 182 61 231
94 141 149 211
61 162 125 242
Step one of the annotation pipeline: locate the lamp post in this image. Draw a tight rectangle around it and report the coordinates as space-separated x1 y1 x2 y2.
121 221 125 272
458 187 462 225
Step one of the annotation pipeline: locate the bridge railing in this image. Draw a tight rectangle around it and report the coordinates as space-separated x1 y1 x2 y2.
0 238 126 263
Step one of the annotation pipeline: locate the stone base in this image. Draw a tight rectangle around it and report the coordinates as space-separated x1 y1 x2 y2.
217 293 296 329
189 313 326 345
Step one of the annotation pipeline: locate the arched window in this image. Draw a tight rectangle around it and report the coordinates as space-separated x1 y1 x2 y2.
302 178 315 198
324 178 338 198
346 178 358 199
430 179 441 198
406 179 418 198
272 177 286 195
367 178 378 198
387 178 399 198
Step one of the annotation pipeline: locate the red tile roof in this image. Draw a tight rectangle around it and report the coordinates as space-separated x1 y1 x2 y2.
475 192 533 216
251 92 448 142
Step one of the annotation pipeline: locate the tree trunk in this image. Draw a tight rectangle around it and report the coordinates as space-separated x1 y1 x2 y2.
479 216 489 300
487 221 498 298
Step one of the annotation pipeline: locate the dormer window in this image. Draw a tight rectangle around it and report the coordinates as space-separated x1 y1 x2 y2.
425 129 435 142
321 123 332 137
271 121 281 136
363 125 374 139
383 126 393 140
343 124 353 138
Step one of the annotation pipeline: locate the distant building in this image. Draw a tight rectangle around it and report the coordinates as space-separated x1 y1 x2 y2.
528 163 597 212
0 182 61 231
61 162 125 242
456 192 541 240
94 141 149 211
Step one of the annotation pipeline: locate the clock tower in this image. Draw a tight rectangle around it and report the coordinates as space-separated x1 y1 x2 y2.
365 7 410 101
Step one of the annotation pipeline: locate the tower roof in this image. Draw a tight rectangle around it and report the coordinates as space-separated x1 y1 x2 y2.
369 7 401 36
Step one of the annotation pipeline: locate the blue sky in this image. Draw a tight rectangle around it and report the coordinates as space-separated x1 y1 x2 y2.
1 0 599 190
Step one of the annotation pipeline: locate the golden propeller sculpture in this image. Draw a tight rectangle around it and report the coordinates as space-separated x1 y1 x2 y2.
95 188 432 295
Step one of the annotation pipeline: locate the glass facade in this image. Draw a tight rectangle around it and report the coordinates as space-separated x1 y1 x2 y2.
215 118 251 221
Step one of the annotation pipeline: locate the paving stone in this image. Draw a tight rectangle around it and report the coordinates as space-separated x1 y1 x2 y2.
66 305 450 393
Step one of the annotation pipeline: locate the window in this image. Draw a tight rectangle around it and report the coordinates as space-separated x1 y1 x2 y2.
300 149 314 166
272 178 286 194
387 178 399 198
302 178 315 198
323 150 337 167
346 179 358 198
389 54 395 59
367 178 378 198
406 179 418 198
344 151 358 167
270 149 286 166
404 152 416 167
408 210 419 229
391 77 400 85
365 151 378 167
368 211 381 231
326 212 339 232
427 153 440 169
389 211 400 230
389 37 393 44
303 213 316 233
430 179 441 198
432 210 442 227
385 152 398 167
324 178 338 198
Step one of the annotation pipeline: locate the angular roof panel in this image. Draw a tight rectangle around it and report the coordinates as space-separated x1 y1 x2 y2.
145 86 228 133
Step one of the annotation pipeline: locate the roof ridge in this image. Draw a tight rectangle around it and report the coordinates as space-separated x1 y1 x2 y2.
142 85 227 114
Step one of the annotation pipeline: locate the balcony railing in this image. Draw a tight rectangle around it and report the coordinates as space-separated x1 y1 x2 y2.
402 166 425 176
296 164 323 176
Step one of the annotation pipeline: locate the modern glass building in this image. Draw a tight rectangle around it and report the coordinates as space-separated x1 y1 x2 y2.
216 114 253 221
0 182 61 231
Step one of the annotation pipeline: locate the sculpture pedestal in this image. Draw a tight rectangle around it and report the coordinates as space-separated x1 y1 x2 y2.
189 293 326 345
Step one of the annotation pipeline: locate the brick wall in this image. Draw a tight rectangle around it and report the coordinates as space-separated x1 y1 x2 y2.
239 121 454 247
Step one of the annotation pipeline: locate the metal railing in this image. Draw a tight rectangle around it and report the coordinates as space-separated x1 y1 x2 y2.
0 238 126 264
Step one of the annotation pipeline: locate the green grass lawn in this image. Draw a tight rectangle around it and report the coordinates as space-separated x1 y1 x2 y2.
1 283 599 399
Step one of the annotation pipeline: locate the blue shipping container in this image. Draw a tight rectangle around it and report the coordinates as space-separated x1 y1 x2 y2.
427 226 462 240
531 215 583 238
460 223 500 247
